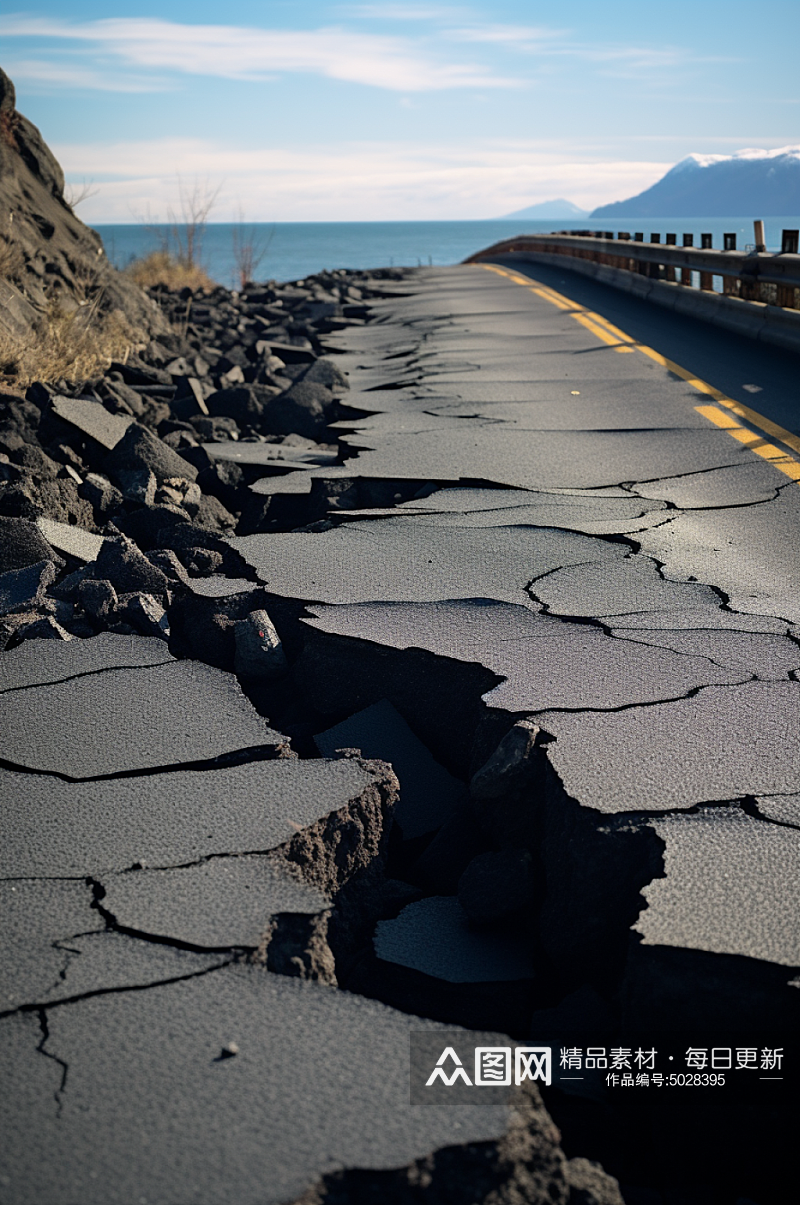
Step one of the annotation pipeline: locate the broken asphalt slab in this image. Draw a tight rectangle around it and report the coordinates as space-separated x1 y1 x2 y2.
0 757 387 879
0 965 584 1205
0 656 283 777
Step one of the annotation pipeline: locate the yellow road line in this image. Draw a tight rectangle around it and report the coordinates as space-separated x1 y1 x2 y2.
696 405 800 478
478 261 800 481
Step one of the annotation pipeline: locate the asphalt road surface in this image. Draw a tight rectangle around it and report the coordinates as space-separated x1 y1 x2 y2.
3 261 799 1205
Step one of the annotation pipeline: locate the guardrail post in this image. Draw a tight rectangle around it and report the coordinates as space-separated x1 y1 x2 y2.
754 220 767 253
665 234 677 281
648 234 661 279
779 231 800 308
722 232 739 294
680 234 694 285
699 234 714 288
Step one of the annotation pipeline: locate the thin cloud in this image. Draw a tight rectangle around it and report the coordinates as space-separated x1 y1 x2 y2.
0 15 520 92
449 25 566 45
339 4 474 17
6 59 173 93
54 134 669 222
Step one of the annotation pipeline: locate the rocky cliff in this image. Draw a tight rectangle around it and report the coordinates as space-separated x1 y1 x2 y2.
0 66 165 344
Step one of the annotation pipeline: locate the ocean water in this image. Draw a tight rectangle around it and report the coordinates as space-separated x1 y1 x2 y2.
94 217 800 289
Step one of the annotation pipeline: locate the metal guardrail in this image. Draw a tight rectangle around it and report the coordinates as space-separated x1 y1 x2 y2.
466 227 800 309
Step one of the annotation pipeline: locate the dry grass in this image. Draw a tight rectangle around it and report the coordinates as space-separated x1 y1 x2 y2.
0 237 24 282
0 301 140 388
125 250 215 292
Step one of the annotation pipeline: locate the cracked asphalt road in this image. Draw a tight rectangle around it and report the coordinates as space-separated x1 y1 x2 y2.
3 261 800 1204
236 263 800 1024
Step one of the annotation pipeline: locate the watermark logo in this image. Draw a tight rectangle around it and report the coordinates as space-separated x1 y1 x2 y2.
425 1047 473 1087
411 1034 552 1103
410 1032 787 1103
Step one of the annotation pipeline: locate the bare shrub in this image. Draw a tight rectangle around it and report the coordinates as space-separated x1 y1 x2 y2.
127 176 221 293
125 250 215 292
232 211 272 289
64 179 99 211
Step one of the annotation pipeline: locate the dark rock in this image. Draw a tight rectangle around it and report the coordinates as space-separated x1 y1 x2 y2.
104 423 198 488
7 442 60 478
189 414 240 442
0 559 56 617
302 357 349 391
168 587 267 670
457 849 536 923
262 381 334 440
154 476 201 516
265 340 316 364
6 614 73 644
164 357 192 377
115 591 170 640
103 377 146 417
90 533 171 599
470 718 546 847
206 384 279 428
315 699 466 841
49 564 94 603
107 355 172 388
0 451 24 486
115 467 157 505
146 548 191 586
196 460 245 510
0 516 62 572
565 1159 625 1205
217 346 250 370
79 472 124 517
170 376 209 421
234 609 287 679
218 365 246 388
155 521 248 577
113 504 191 551
78 577 118 622
308 476 359 521
24 382 54 408
160 427 199 452
0 472 96 527
192 492 237 533
183 547 222 576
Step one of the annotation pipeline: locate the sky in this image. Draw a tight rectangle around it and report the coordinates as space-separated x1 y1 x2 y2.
2 1 798 223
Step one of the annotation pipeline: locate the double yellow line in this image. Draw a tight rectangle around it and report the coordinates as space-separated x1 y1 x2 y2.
480 262 800 485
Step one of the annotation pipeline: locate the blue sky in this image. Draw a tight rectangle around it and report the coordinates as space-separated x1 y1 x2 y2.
2 1 798 221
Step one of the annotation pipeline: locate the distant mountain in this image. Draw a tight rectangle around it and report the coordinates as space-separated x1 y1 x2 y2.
500 198 589 219
590 147 800 218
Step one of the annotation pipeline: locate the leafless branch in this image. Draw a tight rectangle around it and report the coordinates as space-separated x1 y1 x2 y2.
231 208 273 290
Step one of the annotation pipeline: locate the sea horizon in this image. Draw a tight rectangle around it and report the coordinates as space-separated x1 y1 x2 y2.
93 216 800 289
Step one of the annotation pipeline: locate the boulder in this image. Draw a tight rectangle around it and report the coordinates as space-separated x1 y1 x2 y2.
261 381 335 440
0 516 62 573
105 423 198 489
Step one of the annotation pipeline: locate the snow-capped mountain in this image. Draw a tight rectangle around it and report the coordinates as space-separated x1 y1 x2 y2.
591 147 800 218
